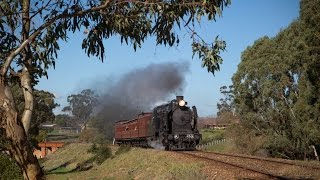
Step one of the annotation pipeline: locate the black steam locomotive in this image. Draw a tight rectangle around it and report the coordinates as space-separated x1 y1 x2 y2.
114 96 201 151
152 96 202 150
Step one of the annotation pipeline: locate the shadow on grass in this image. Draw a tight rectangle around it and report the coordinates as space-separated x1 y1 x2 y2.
45 159 94 175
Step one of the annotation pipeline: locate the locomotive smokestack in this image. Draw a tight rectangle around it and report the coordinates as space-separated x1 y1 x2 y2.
176 96 184 102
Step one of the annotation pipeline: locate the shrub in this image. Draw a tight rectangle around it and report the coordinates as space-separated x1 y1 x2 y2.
200 129 226 144
0 154 23 180
79 129 96 142
87 143 98 153
87 144 112 165
92 145 112 164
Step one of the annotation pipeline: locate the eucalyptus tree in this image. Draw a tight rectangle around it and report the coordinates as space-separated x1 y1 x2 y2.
62 89 98 127
217 85 234 116
11 83 59 146
216 85 237 124
232 0 320 159
0 0 230 178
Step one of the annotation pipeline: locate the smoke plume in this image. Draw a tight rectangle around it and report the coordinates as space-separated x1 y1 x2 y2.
93 62 190 138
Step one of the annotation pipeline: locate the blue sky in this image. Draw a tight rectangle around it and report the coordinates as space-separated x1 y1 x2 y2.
36 0 300 117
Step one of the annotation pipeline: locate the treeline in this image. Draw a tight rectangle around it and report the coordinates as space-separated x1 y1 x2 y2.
230 0 320 160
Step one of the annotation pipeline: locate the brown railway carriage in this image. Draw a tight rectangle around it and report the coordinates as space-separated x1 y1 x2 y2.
115 112 152 145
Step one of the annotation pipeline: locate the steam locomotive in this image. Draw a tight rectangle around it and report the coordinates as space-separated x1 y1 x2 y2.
114 96 201 150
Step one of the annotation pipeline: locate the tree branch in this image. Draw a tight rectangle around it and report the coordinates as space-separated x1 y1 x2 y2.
1 0 225 79
0 39 30 77
0 0 111 78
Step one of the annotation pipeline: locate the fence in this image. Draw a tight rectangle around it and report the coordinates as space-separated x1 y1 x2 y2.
196 138 234 150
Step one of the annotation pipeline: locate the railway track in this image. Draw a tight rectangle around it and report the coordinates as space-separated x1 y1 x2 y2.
199 151 320 170
180 151 320 180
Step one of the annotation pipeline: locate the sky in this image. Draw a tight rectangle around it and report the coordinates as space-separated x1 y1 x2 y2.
35 0 300 117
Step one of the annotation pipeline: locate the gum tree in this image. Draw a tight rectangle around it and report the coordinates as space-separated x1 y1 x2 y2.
62 89 98 128
0 0 229 179
232 0 320 159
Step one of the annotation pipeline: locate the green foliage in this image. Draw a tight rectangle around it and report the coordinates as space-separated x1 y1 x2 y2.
1 0 230 82
87 144 112 165
115 145 131 156
227 124 268 155
88 143 99 153
232 0 320 160
216 85 238 125
200 129 225 144
54 114 74 127
9 82 58 146
0 154 23 180
11 82 58 126
192 37 226 75
32 130 48 143
205 141 235 153
62 89 98 124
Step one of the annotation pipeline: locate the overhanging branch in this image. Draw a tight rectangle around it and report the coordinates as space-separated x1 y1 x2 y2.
0 0 112 78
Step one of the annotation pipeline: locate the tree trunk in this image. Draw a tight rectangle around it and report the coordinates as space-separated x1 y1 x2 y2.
0 83 43 179
20 69 34 134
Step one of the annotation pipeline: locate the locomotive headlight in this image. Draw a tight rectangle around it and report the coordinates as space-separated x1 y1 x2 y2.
178 100 186 106
174 134 179 139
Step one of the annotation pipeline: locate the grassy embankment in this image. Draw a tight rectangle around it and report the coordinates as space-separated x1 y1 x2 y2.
42 143 207 180
41 129 235 179
199 128 236 153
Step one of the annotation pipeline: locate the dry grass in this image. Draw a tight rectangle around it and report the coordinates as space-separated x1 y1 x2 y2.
41 143 94 173
42 143 206 180
205 141 237 153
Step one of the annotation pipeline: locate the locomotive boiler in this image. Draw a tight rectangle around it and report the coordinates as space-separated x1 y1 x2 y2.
114 96 201 150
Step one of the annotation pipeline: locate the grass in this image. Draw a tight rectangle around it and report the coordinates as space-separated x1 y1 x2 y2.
200 129 226 144
204 141 236 153
42 143 206 180
47 167 70 174
199 128 239 154
41 143 94 173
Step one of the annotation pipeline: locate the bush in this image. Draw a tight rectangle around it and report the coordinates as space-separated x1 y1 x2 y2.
200 129 226 144
226 124 268 155
79 129 96 142
87 143 98 153
0 154 23 180
87 144 112 165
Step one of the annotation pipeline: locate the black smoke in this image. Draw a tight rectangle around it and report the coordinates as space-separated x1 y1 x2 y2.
93 62 190 139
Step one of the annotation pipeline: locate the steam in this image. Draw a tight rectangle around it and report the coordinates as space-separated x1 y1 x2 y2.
148 140 165 150
93 62 190 138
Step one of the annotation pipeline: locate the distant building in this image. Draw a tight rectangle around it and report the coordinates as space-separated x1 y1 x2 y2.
40 123 57 130
56 126 81 134
198 117 229 129
40 122 81 134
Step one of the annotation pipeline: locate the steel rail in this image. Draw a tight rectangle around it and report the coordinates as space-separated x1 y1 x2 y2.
180 151 314 180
